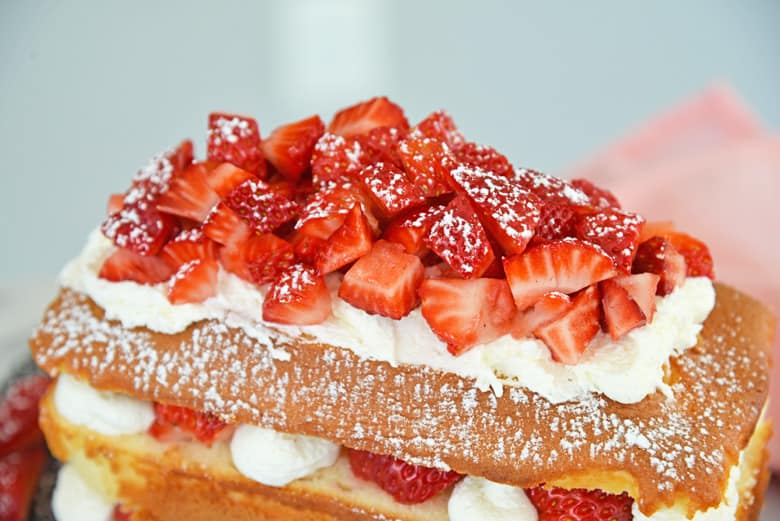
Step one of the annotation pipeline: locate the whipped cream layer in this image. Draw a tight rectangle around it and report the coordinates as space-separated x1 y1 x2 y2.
61 229 716 404
52 463 115 521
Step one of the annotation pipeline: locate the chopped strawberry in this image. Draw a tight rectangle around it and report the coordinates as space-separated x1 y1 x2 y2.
632 237 687 296
448 165 542 254
454 142 513 178
160 228 217 269
535 285 601 364
356 162 426 217
503 240 617 311
425 196 495 279
166 139 195 172
526 486 633 521
347 449 461 504
149 403 228 445
328 96 408 137
339 241 425 319
167 258 218 304
225 178 300 234
398 135 455 197
600 278 646 340
101 199 178 256
664 232 715 279
207 112 266 177
570 178 621 208
512 292 573 339
244 234 296 285
262 264 332 325
261 115 325 182
515 169 590 240
382 204 447 256
574 208 645 272
310 133 370 188
0 445 47 521
127 140 192 199
99 248 175 284
314 205 373 274
202 202 252 246
293 235 327 266
612 272 660 323
107 193 124 215
0 375 50 458
412 110 465 149
361 125 407 166
217 243 252 282
638 221 676 243
157 163 220 223
206 162 256 198
294 185 365 241
113 505 133 521
419 277 516 354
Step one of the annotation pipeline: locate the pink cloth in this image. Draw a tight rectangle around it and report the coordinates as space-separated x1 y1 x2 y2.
566 84 780 469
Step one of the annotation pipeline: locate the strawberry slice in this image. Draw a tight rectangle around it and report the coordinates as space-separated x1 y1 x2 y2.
356 162 426 217
454 142 513 178
328 96 408 137
632 237 687 296
149 403 228 445
361 125 407 167
293 235 327 266
261 115 325 182
570 178 621 208
99 248 175 284
600 278 646 340
203 202 252 246
347 449 461 505
157 163 220 223
294 185 366 241
207 112 266 178
425 195 496 279
526 486 633 521
638 221 676 243
0 445 47 521
664 232 715 279
448 165 542 255
515 169 590 240
382 204 447 256
244 234 296 285
419 277 516 354
262 264 332 325
206 162 256 198
503 239 617 311
398 135 455 197
574 208 645 273
310 133 370 188
534 285 601 364
511 292 573 339
101 199 177 256
314 205 373 274
0 375 50 458
160 228 217 269
217 243 252 282
339 240 424 319
225 178 300 234
612 272 660 322
107 193 124 215
412 110 465 149
167 258 218 304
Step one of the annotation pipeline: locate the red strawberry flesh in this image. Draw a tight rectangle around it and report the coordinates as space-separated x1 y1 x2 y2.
632 237 687 296
0 375 50 458
99 248 175 285
328 97 408 137
225 178 300 234
156 163 220 223
207 112 266 177
262 264 332 325
149 403 227 445
600 278 646 340
315 205 373 274
357 162 426 217
526 486 633 521
534 284 601 364
261 115 325 182
0 445 47 521
167 258 218 304
574 208 645 273
454 142 513 178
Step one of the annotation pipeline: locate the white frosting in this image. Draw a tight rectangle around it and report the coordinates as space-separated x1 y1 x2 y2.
54 373 155 436
229 424 340 487
61 229 716 404
448 477 538 521
52 463 114 521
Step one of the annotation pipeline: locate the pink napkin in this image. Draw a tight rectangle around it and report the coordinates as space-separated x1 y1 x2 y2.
565 84 780 469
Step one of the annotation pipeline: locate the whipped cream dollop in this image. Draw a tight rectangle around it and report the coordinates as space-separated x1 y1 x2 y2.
54 373 155 435
448 477 538 521
230 424 341 486
61 229 716 404
52 463 114 521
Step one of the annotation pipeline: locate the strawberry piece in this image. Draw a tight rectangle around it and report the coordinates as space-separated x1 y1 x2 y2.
515 169 590 240
293 235 327 266
156 163 220 223
361 125 407 167
600 278 646 340
99 248 175 284
356 162 425 217
167 139 195 172
217 243 252 282
347 449 461 504
263 264 332 325
0 445 47 521
127 140 193 200
632 237 687 296
149 403 227 445
225 178 300 234
113 505 133 521
244 234 296 285
261 115 325 182
207 112 266 177
107 193 124 215
0 375 50 458
448 165 542 255
454 142 513 178
526 486 633 521
167 258 218 304
412 110 465 149
425 196 495 279
503 240 617 311
382 204 447 256
294 185 366 241
664 232 715 279
339 241 424 319
419 277 516 354
612 272 660 323
101 199 178 256
160 228 217 269
638 221 675 243
574 208 645 273
314 205 373 274
511 292 573 339
398 136 455 197
203 202 252 246
535 285 601 364
310 133 370 188
570 178 621 209
328 96 408 137
206 162 256 198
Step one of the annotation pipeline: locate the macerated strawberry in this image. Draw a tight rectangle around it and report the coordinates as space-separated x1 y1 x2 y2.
526 486 633 521
107 193 124 215
295 185 366 241
160 228 217 269
149 403 228 445
512 292 573 339
454 142 513 178
425 196 495 279
339 241 424 319
262 264 332 325
419 277 516 354
382 204 447 256
361 125 407 167
515 169 590 240
202 202 252 246
157 163 220 223
347 449 461 504
398 135 455 197
612 272 660 323
101 199 178 256
503 240 617 311
574 208 645 272
535 285 601 364
315 205 373 274
356 162 426 217
600 278 646 340
225 178 300 234
261 115 325 182
412 110 465 149
0 445 47 521
167 258 218 304
244 234 296 285
0 375 50 458
99 248 175 284
310 133 370 188
570 178 621 208
448 165 542 254
207 112 266 178
664 232 715 279
206 162 256 198
632 237 687 296
328 96 408 137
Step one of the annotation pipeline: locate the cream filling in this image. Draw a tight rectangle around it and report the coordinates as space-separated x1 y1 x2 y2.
449 476 537 521
52 463 114 521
